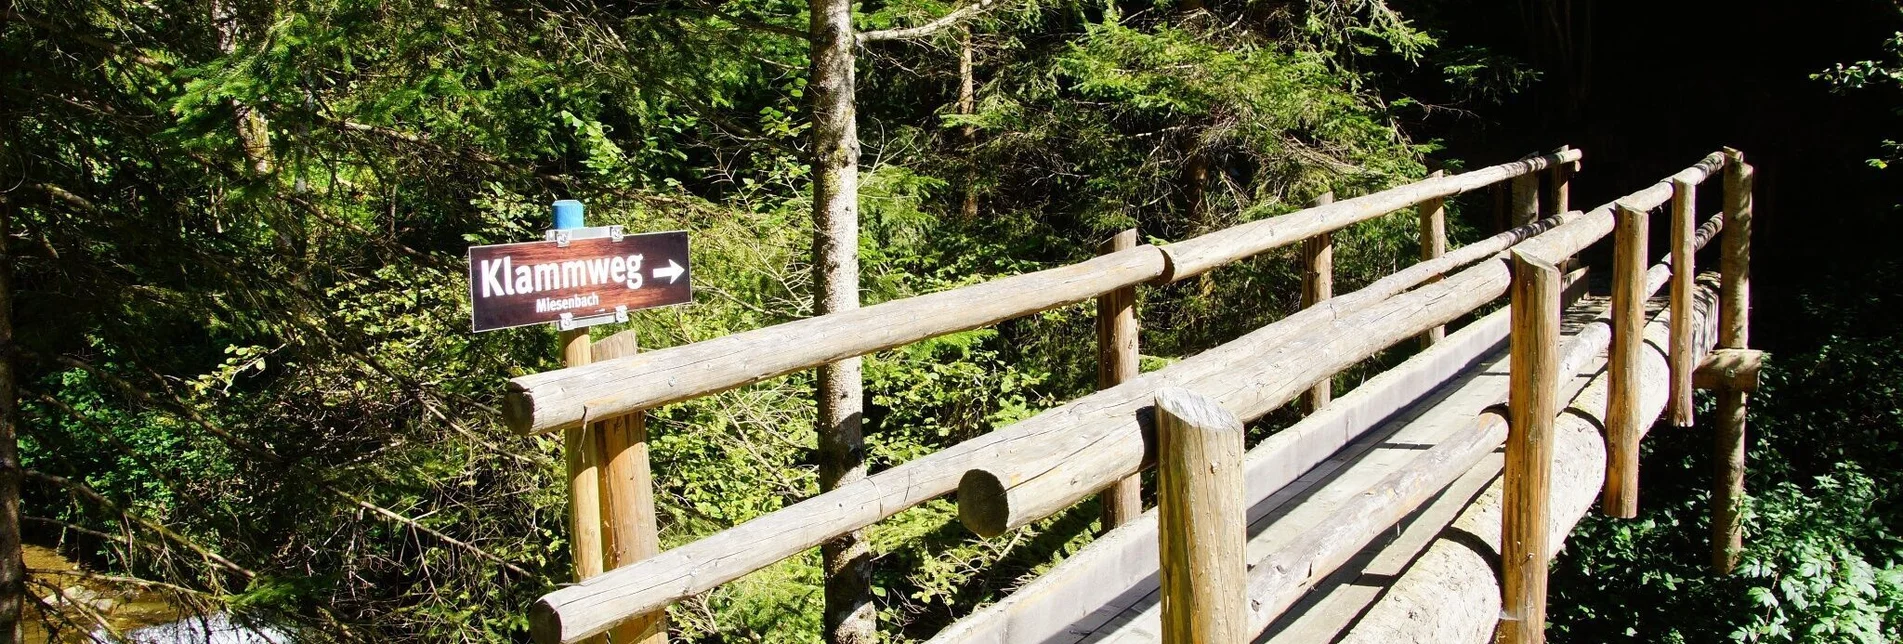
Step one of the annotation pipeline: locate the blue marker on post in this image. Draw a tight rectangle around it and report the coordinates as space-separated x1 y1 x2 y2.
553 199 586 230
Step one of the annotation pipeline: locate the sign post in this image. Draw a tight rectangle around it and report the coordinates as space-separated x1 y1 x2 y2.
552 203 606 644
474 200 691 644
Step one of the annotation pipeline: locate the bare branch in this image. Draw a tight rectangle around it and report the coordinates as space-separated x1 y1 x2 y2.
1 9 172 72
34 353 536 579
858 0 1007 43
25 469 256 580
327 486 534 577
694 1 809 41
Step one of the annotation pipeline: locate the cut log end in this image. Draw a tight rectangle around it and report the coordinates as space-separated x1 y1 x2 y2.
1508 248 1559 274
1153 387 1243 436
1694 349 1766 393
959 469 1012 538
503 387 539 435
529 599 570 644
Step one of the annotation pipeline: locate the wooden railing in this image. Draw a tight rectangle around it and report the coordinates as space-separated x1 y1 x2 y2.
508 146 1761 644
503 149 1581 436
1131 149 1755 644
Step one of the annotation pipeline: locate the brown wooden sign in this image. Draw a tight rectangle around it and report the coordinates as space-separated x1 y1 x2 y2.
467 230 691 332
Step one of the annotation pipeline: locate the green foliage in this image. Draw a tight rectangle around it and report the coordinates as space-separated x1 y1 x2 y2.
1733 467 1903 643
1816 27 1903 169
2 0 1502 639
1551 260 1903 642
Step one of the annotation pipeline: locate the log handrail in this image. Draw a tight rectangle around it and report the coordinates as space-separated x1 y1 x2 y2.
926 208 1725 644
528 206 1575 644
524 150 1581 643
522 148 1767 644
503 149 1584 436
952 152 1725 538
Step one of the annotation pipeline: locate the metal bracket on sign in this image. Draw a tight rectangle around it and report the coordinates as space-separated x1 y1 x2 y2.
556 305 630 331
546 225 627 246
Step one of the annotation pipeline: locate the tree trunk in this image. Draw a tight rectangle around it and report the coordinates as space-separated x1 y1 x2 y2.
0 7 23 635
212 0 273 175
809 0 874 640
959 30 978 221
0 189 22 644
1182 148 1209 229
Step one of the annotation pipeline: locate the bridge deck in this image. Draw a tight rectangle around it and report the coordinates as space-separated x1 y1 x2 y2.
1040 296 1614 643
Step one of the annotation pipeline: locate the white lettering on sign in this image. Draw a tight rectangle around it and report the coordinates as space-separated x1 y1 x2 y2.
535 293 602 313
465 230 690 333
477 255 648 298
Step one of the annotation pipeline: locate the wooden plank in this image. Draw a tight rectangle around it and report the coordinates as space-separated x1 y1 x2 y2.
1265 245 1716 644
1097 230 1143 530
1693 349 1764 392
926 299 1518 644
1259 453 1501 644
1604 203 1648 519
1669 179 1697 427
592 330 667 644
1333 282 1723 644
1158 149 1583 281
1059 286 1608 644
957 186 1656 537
1499 251 1561 644
1303 191 1336 414
939 278 1609 644
957 259 1515 537
1154 388 1247 643
531 205 1586 643
1082 352 1508 644
532 164 1733 644
1418 172 1447 350
1251 409 1512 637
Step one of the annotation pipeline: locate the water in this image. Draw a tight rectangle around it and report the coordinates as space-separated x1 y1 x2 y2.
105 613 291 644
23 544 290 644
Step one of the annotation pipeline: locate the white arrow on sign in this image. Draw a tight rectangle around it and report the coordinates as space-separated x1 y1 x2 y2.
652 259 685 284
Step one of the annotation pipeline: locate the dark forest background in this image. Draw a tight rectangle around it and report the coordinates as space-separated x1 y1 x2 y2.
3 0 1902 641
1440 2 1903 641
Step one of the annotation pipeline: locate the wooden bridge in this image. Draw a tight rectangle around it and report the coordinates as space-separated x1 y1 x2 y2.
502 147 1762 644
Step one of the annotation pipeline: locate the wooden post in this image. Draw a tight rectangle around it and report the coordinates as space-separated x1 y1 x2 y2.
593 332 667 644
1493 182 1509 233
553 201 608 644
1417 172 1446 350
1604 203 1648 519
1544 145 1572 215
1668 179 1697 427
563 330 603 583
0 187 22 643
1153 387 1246 644
1511 171 1539 227
1096 229 1142 531
1722 150 1753 348
1713 149 1754 574
1302 191 1335 414
1500 249 1561 644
